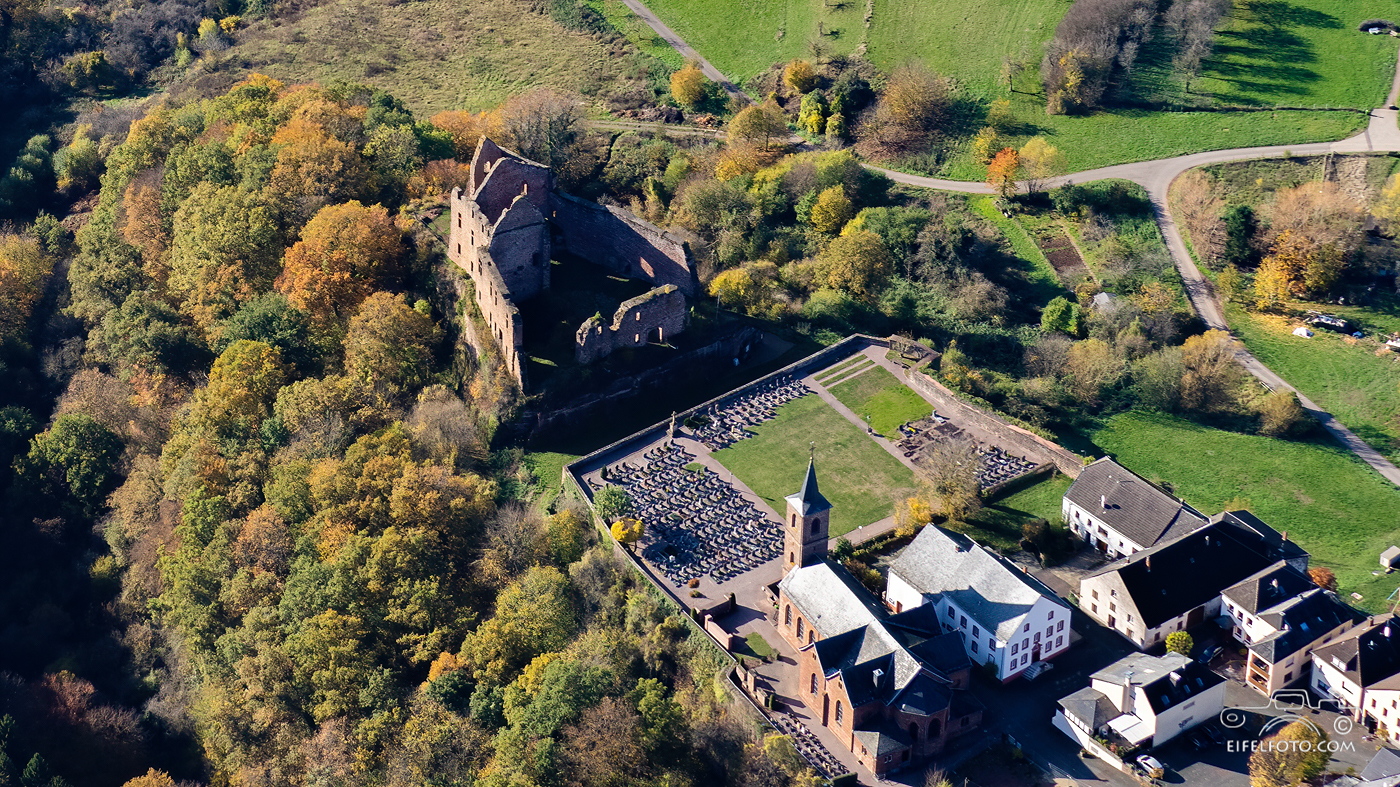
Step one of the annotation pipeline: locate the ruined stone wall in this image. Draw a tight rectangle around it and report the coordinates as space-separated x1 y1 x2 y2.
473 255 526 384
554 193 697 296
488 195 550 301
575 285 687 364
476 157 552 224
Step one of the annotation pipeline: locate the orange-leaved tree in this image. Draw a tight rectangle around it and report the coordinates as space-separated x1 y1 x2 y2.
987 147 1020 198
276 201 405 323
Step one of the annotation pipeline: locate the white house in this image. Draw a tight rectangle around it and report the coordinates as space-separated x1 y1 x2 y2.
1062 457 1208 559
1311 615 1400 742
1219 561 1359 695
1079 511 1308 649
885 525 1071 681
1055 652 1227 755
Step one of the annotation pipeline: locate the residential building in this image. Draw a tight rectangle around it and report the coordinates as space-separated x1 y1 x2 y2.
1062 457 1208 559
1079 511 1307 648
1055 652 1226 753
1311 615 1400 742
1220 561 1360 695
885 525 1072 681
775 462 983 776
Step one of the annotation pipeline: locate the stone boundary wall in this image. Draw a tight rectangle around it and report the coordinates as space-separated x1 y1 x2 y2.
902 369 1085 478
555 193 698 296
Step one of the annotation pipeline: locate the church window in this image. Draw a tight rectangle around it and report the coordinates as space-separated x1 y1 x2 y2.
810 520 819 534
785 606 791 625
835 702 843 725
797 619 804 640
811 674 818 694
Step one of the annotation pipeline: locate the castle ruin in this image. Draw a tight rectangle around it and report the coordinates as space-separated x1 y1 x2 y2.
448 138 697 386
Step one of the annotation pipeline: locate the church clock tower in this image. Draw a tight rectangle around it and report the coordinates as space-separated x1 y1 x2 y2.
783 453 832 575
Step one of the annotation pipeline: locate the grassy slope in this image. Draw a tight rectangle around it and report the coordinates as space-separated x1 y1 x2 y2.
962 473 1073 552
1093 410 1400 610
1227 305 1400 463
938 103 1365 178
639 0 864 85
970 195 1068 307
221 0 640 115
638 0 1385 174
1194 0 1400 110
828 365 932 435
713 394 919 535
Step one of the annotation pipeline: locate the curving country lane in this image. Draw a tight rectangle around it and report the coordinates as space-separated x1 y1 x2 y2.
606 0 1400 485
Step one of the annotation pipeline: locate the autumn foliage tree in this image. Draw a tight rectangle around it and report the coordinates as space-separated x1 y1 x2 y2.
276 201 405 323
0 233 53 342
669 62 707 108
987 148 1020 198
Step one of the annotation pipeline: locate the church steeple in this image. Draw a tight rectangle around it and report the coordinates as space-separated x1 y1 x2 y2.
783 453 832 575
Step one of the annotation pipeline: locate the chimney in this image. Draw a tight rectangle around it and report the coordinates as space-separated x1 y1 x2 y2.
1146 556 1152 572
1282 531 1288 541
872 668 885 686
1101 494 1108 510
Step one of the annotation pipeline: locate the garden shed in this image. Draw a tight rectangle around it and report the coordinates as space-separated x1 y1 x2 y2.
1381 546 1400 571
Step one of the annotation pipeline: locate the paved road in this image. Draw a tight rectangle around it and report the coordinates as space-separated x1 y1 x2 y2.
615 0 751 104
610 0 1400 486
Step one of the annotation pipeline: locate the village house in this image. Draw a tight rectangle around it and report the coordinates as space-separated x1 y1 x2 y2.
775 462 984 776
885 525 1072 681
1078 511 1308 648
1055 651 1227 755
1062 457 1208 559
1311 615 1400 742
1221 561 1360 695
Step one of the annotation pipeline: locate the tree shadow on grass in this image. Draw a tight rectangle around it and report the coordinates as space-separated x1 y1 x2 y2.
1198 0 1340 105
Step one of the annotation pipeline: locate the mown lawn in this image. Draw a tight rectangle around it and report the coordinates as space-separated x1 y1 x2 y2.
1092 410 1400 610
828 365 932 435
525 451 581 503
960 473 1073 553
641 0 864 85
937 103 1366 179
713 394 919 536
1193 0 1400 110
1227 304 1400 463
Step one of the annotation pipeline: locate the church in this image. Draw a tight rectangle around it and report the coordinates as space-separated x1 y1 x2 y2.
774 461 985 776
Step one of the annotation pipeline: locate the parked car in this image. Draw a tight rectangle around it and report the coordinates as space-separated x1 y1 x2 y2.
1136 754 1166 778
1198 645 1224 664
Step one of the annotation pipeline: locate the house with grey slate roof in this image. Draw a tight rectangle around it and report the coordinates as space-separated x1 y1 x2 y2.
1079 510 1308 648
885 525 1072 681
1221 561 1360 695
1311 614 1400 744
775 461 983 776
1062 457 1209 559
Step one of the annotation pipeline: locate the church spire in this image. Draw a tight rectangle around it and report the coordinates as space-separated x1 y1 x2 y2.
789 454 832 517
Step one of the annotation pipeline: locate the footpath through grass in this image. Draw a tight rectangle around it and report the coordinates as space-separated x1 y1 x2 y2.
713 394 918 536
1092 410 1400 610
1227 305 1400 464
828 365 932 435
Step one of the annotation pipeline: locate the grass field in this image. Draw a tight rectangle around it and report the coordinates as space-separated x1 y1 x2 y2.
219 0 658 116
1193 0 1400 110
1227 305 1400 463
524 451 580 502
713 394 919 535
827 365 932 435
937 103 1366 178
961 473 1073 552
1092 410 1400 610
